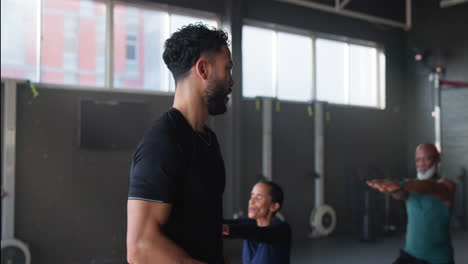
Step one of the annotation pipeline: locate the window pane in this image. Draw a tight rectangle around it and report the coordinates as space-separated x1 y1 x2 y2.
277 32 312 102
242 26 275 98
168 14 218 91
114 6 169 90
316 39 347 104
1 0 39 81
41 0 106 87
349 44 377 107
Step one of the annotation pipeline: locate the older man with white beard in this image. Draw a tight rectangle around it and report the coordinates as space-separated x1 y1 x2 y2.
367 144 456 264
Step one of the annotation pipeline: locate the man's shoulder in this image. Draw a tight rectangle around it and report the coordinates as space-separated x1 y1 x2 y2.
133 112 182 159
142 111 178 142
150 111 172 131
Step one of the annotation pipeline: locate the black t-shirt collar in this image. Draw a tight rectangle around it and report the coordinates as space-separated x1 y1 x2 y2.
168 107 213 144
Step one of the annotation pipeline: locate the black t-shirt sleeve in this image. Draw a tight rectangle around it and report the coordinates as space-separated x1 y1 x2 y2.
128 131 185 204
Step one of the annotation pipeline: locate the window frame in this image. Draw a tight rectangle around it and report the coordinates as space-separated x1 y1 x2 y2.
242 19 386 109
1 0 221 96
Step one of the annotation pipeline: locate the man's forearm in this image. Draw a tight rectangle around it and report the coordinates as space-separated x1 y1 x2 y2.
404 179 449 197
390 190 407 200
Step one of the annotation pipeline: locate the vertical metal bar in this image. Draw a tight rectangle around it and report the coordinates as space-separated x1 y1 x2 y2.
262 97 273 180
344 43 349 104
222 0 243 216
314 101 324 208
433 73 442 153
376 48 381 108
166 13 171 91
311 36 317 101
272 31 278 97
36 0 42 82
106 0 114 89
2 80 17 239
379 51 386 109
265 30 277 180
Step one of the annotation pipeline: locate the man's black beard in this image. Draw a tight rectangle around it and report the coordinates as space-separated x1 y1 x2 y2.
206 83 231 116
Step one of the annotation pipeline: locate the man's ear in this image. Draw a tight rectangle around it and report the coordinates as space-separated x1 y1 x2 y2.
270 202 280 214
195 58 209 80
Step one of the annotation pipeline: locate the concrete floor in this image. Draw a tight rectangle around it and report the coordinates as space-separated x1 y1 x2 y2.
224 231 468 264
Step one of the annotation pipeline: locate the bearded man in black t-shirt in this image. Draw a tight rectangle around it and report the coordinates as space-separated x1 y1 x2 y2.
127 24 234 264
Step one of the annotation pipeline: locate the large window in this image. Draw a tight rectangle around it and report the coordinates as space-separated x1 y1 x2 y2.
315 39 347 104
242 27 313 101
1 0 219 92
242 25 386 109
242 26 275 98
242 26 315 102
316 39 383 107
112 6 218 91
1 0 40 81
348 44 378 106
277 32 313 101
40 0 107 87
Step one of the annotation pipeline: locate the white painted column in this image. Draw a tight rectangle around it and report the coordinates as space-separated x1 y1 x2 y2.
2 80 17 239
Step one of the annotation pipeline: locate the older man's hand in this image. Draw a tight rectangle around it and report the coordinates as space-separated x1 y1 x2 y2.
366 179 401 193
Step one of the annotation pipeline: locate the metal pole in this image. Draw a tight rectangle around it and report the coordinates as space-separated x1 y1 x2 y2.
105 0 114 89
36 0 42 82
406 0 412 30
2 80 17 240
222 0 243 217
262 97 273 180
314 101 325 208
432 73 442 153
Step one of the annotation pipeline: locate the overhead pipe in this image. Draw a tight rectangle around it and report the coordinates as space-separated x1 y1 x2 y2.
440 0 468 8
276 0 412 30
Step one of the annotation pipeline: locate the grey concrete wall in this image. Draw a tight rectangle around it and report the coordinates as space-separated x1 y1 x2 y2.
272 101 315 240
405 0 468 226
14 85 174 263
442 89 468 229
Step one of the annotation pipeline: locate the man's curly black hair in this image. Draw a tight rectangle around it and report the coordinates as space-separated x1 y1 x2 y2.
163 23 229 82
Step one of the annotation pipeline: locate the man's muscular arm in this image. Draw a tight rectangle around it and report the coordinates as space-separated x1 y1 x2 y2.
127 200 204 264
367 178 456 207
404 178 455 207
